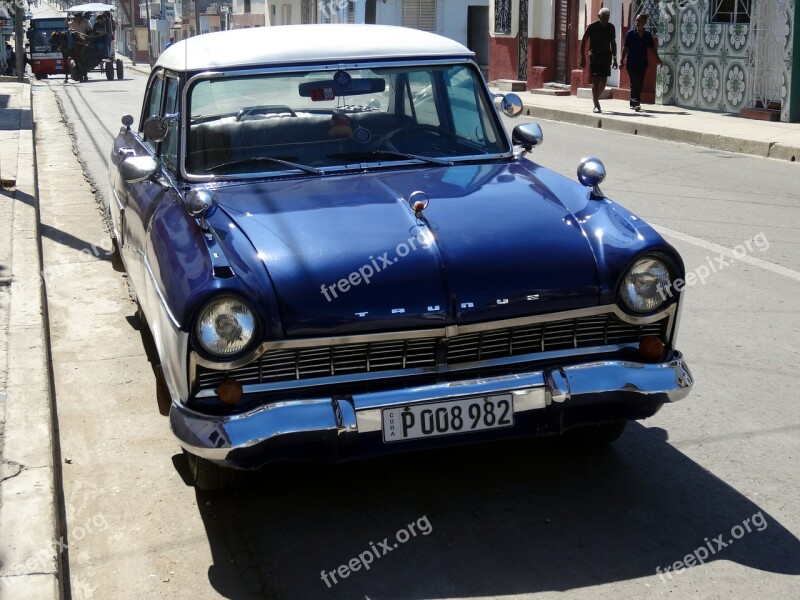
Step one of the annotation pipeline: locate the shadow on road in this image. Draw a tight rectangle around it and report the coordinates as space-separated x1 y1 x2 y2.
176 424 800 598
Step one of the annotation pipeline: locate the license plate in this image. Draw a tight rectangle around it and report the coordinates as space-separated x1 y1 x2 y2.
382 394 514 443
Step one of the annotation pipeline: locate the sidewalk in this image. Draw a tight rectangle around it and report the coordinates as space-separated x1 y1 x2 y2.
493 87 800 162
0 81 61 599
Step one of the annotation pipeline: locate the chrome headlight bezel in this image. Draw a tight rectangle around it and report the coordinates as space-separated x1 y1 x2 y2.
193 295 258 359
618 255 675 315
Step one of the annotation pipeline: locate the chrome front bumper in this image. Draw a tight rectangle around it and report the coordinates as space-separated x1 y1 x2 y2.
171 353 693 467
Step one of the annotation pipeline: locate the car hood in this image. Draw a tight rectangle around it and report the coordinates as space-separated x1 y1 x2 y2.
212 163 601 337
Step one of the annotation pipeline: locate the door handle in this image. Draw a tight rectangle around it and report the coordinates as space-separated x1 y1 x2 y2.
118 147 135 158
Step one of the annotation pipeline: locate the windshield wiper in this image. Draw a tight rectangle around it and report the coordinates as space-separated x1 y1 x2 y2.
203 156 324 175
328 150 453 166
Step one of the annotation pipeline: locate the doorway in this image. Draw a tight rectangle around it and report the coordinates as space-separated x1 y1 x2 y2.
554 0 572 83
468 5 489 79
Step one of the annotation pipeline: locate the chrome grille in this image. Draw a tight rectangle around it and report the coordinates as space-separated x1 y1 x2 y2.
196 314 667 392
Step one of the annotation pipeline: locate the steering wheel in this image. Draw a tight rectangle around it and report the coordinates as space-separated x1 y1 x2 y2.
374 124 459 154
236 105 298 121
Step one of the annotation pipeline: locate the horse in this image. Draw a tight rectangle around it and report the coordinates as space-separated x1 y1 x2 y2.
50 30 89 83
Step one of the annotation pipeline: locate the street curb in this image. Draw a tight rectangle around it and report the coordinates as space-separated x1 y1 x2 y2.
520 102 798 162
0 83 62 600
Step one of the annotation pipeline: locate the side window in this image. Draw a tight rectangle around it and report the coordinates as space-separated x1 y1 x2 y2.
161 77 180 172
447 67 482 143
142 73 165 150
446 67 497 147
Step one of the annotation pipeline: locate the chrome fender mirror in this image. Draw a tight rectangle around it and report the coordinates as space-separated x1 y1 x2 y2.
120 156 159 183
121 114 134 130
142 115 169 142
577 157 606 200
184 189 219 230
512 123 543 152
495 93 524 118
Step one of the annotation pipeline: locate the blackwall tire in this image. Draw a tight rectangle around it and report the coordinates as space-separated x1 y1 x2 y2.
184 450 245 491
566 421 627 447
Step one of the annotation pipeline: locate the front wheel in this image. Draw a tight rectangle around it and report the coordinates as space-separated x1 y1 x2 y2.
109 235 125 272
184 450 245 491
116 59 124 79
565 421 627 446
105 60 114 80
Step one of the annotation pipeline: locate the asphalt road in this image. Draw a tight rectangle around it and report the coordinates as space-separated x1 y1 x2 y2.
36 68 800 599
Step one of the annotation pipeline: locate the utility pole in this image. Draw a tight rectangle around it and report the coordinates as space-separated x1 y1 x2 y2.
145 0 153 65
15 1 24 81
129 0 137 65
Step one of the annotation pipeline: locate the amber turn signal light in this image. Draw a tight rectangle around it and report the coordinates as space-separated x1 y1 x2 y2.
217 378 243 405
639 336 665 362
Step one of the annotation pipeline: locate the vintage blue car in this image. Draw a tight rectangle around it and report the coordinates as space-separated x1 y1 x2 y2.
109 24 693 489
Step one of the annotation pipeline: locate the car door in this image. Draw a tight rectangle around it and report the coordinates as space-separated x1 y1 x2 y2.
115 70 180 295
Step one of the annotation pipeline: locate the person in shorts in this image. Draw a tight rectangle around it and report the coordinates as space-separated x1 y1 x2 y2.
580 7 617 113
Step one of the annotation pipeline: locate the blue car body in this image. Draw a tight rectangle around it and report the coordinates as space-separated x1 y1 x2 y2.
109 25 692 486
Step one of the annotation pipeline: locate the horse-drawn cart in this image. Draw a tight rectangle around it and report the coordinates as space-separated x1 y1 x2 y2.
64 3 123 81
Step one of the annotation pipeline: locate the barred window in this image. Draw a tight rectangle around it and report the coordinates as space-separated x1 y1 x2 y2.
319 0 355 24
710 0 751 24
495 0 511 34
402 0 436 32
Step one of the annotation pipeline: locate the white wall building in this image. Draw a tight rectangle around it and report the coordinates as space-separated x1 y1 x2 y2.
226 1 489 71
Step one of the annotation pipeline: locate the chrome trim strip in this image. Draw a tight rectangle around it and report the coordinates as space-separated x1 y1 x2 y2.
193 363 439 398
192 304 676 371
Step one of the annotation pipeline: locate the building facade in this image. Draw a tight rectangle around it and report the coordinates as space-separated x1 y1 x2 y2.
653 0 798 122
488 0 799 122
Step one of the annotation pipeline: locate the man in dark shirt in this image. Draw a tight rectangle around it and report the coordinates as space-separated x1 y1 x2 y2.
580 7 617 113
621 13 662 111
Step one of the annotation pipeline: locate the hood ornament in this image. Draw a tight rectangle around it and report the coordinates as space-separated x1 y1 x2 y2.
408 190 430 215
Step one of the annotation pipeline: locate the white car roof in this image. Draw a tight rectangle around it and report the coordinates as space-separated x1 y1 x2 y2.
155 24 474 72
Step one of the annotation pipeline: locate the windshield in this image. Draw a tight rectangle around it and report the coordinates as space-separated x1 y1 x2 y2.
28 19 67 53
186 63 509 176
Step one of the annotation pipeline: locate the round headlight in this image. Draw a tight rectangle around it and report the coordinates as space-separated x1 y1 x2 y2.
195 297 256 357
620 257 672 313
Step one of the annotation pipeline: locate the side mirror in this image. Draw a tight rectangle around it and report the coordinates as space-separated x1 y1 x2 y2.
184 189 218 230
577 157 606 199
496 93 524 118
121 114 134 129
512 123 544 152
120 156 159 183
143 115 169 142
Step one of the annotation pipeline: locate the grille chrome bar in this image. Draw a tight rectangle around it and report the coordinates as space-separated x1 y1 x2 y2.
195 313 669 393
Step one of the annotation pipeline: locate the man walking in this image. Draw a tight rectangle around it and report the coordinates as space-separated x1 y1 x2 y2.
621 13 662 111
580 7 617 113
